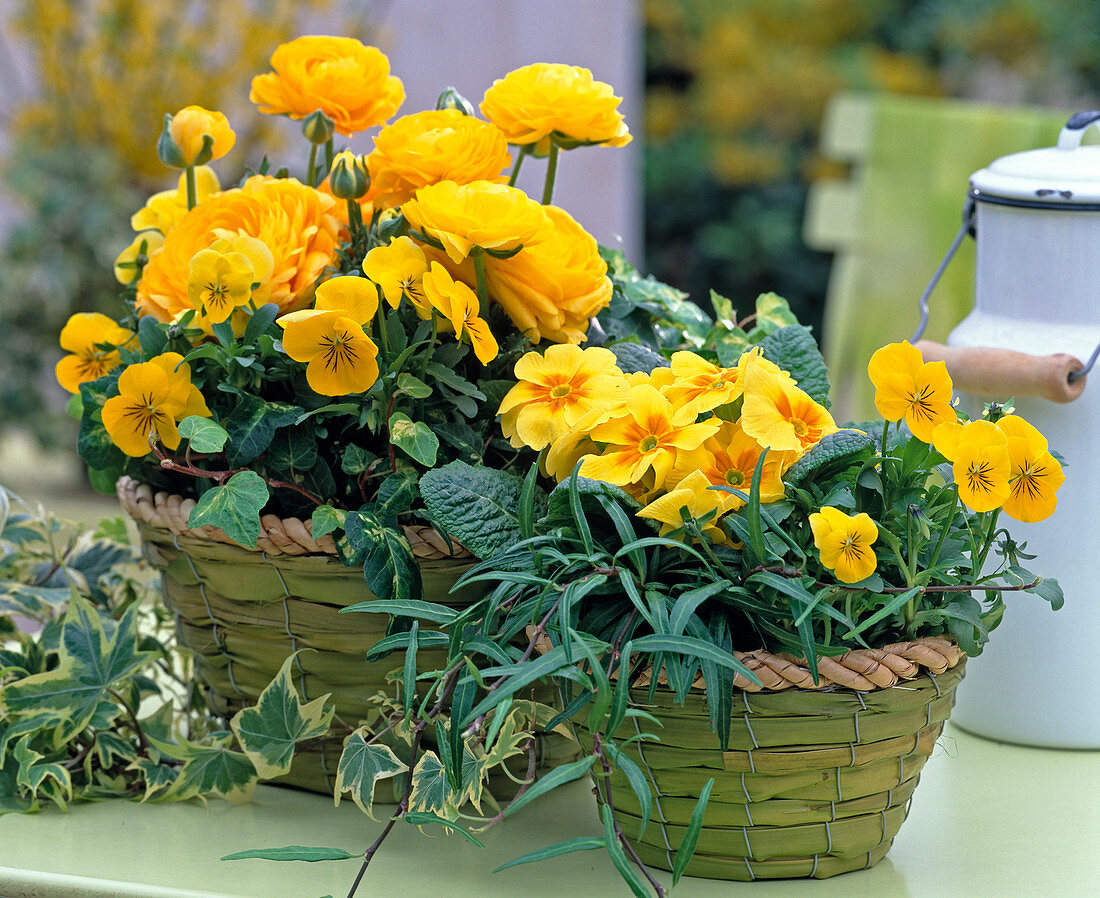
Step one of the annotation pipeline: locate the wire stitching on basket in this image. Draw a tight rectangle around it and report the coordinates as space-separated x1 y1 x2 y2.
632 714 674 871
739 771 752 803
743 855 756 881
824 819 834 855
266 553 310 701
810 854 819 877
742 825 754 861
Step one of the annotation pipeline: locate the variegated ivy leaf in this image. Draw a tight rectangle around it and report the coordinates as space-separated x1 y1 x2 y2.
158 741 258 805
127 757 179 803
407 750 453 819
229 654 334 779
13 735 72 810
187 471 270 548
333 727 408 819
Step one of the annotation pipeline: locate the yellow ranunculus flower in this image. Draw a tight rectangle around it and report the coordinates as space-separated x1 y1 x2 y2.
249 35 405 137
498 344 628 450
55 313 134 393
668 421 791 511
867 340 955 443
366 110 512 209
579 384 720 489
277 310 380 396
114 231 165 285
136 176 341 323
637 470 727 544
809 506 879 584
167 106 236 166
664 351 744 417
313 275 379 325
421 263 498 365
740 358 837 453
101 353 210 456
187 249 255 324
483 205 612 344
403 180 551 265
131 166 220 236
996 415 1065 523
933 419 1010 513
480 63 632 153
362 237 430 312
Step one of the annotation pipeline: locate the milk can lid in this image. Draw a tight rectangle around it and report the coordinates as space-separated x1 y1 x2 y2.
970 111 1100 206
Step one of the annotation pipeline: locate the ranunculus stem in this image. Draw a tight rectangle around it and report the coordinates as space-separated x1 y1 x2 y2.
306 144 318 187
185 166 198 210
346 198 363 240
324 137 334 176
541 142 559 205
508 147 526 187
472 249 490 311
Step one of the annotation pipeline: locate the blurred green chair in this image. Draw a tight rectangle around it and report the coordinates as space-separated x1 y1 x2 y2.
804 92 1070 422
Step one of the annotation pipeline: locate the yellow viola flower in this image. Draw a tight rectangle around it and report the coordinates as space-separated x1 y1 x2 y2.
114 231 165 285
366 109 512 209
421 263 499 364
740 360 837 453
637 470 727 543
362 237 430 312
996 415 1065 523
277 310 380 397
933 420 1010 513
579 384 720 489
867 341 956 443
101 353 209 457
810 506 879 584
480 63 632 153
669 422 790 511
166 106 236 166
664 351 743 417
55 313 134 393
249 36 405 136
498 344 628 450
402 180 551 265
131 166 220 235
187 248 256 324
313 275 379 325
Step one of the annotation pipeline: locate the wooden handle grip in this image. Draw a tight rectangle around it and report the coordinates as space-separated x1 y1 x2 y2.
915 341 1086 404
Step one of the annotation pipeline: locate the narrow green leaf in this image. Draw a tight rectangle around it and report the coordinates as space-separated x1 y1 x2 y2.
601 804 651 898
672 777 714 885
629 634 760 686
607 742 652 839
842 587 923 640
339 599 457 623
221 846 357 863
243 303 280 344
402 621 418 717
503 756 596 817
492 836 606 873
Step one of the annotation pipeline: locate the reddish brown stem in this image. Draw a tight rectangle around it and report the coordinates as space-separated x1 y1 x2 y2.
152 445 331 507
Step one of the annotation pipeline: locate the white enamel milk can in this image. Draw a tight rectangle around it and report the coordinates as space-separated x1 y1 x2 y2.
914 111 1100 748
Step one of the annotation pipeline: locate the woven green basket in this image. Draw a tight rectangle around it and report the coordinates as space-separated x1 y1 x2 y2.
573 653 966 881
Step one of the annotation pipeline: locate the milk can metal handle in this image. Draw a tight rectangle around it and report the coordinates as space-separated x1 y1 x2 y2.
1056 110 1100 150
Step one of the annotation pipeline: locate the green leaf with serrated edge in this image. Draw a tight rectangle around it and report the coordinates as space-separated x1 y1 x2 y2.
403 812 485 846
311 506 344 540
672 777 714 885
187 471 269 548
157 742 257 804
784 429 875 487
420 462 547 559
608 341 669 375
221 846 358 862
178 416 229 453
0 594 157 743
757 324 831 407
504 756 596 817
601 803 650 898
389 412 439 466
493 837 606 873
408 750 450 817
333 727 408 819
229 654 334 779
223 396 302 465
343 510 421 600
128 757 178 802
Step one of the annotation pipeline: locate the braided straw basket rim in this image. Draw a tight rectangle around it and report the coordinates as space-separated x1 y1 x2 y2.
116 475 472 561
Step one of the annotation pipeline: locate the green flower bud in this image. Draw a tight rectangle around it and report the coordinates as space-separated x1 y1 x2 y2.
435 86 476 116
328 151 370 200
156 113 188 169
302 109 336 145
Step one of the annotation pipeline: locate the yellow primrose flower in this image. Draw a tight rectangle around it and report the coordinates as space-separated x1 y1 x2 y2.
277 310 380 397
933 420 1011 513
362 237 430 312
868 341 956 443
996 415 1065 523
114 231 165 285
402 180 551 265
579 384 720 489
421 263 499 364
101 354 210 456
166 106 236 166
55 313 134 393
187 248 256 324
543 406 611 482
498 344 628 450
313 275 379 325
637 470 727 543
740 361 837 453
810 506 879 584
664 351 743 417
366 109 512 209
480 63 632 154
669 422 791 511
249 36 405 137
131 166 220 235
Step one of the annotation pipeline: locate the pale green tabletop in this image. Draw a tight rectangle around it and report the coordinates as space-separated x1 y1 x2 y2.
1 723 1097 898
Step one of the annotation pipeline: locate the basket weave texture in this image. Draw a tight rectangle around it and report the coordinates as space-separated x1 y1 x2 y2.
574 644 966 881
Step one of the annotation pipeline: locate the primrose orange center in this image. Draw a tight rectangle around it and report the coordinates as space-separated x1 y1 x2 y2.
725 469 745 486
791 418 809 437
639 435 660 453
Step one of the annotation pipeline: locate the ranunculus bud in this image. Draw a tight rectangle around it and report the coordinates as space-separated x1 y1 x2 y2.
159 106 235 168
302 109 336 145
328 150 370 200
435 86 476 116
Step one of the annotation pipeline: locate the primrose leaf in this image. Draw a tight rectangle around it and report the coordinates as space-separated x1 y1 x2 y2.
333 726 408 819
784 429 875 487
229 654 334 779
389 413 439 466
178 416 230 453
187 471 269 548
608 342 670 375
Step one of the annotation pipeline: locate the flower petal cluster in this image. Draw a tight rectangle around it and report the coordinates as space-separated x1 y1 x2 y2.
480 63 631 153
740 356 837 452
997 415 1065 523
362 236 430 312
101 353 210 456
249 36 405 136
366 109 512 209
421 263 498 364
810 507 879 583
55 313 134 393
868 341 955 443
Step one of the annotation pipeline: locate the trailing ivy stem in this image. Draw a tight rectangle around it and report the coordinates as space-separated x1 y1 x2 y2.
151 445 330 507
541 142 560 205
185 166 198 210
306 143 318 187
508 146 526 187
